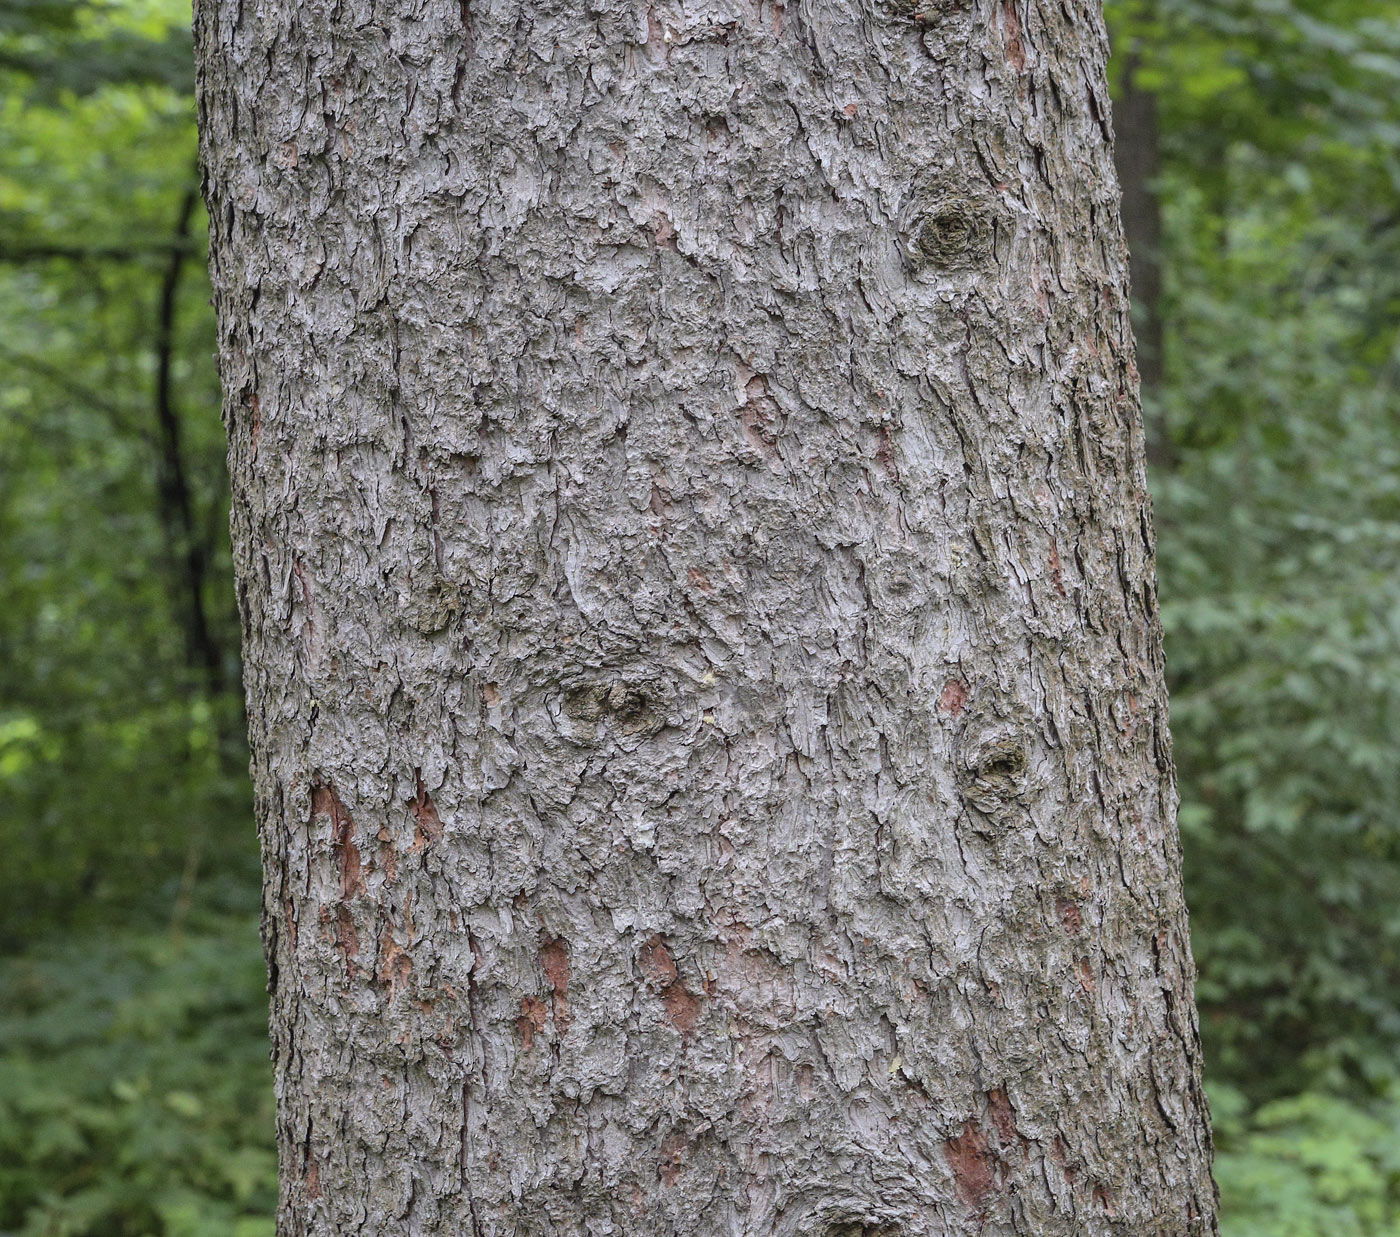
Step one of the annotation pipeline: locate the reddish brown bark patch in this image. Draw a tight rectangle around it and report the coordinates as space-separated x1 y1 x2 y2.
540 938 571 1031
876 425 900 482
945 1121 997 1206
1056 897 1083 934
1077 957 1097 993
640 935 680 985
661 984 703 1034
1001 0 1026 71
291 558 314 640
244 390 262 454
1050 1136 1077 1184
938 679 968 717
312 783 363 899
658 1131 688 1187
377 931 412 1001
517 995 548 1051
640 935 704 1036
739 374 781 457
986 1088 1018 1145
945 1089 1027 1210
376 824 398 882
651 210 678 250
411 769 444 846
333 904 360 976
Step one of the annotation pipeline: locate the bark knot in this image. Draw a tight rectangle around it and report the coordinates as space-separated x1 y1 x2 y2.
823 1225 902 1237
959 733 1030 811
406 573 466 634
563 679 664 737
909 200 990 269
885 0 964 23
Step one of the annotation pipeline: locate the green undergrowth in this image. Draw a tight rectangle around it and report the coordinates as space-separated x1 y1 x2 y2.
0 913 275 1236
1215 1086 1400 1236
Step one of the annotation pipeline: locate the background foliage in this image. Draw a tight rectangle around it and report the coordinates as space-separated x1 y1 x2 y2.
3 0 1400 1230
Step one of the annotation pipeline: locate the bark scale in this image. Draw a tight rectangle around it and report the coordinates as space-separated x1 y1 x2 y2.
195 1 1216 1233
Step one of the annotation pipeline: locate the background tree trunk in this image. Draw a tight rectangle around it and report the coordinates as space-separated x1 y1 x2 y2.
196 0 1216 1233
1112 43 1171 473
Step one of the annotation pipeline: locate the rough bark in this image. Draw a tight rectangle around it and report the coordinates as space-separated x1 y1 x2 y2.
195 1 1217 1234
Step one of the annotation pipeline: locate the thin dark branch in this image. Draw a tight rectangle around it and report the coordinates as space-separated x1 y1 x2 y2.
0 238 197 264
0 340 146 437
151 184 226 697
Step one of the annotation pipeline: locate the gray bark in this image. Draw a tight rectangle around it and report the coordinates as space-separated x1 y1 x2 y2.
195 1 1217 1234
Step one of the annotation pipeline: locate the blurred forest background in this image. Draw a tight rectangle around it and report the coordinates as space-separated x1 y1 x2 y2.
3 0 1400 1231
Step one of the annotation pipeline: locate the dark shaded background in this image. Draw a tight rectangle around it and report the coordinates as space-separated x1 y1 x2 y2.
4 0 1400 1230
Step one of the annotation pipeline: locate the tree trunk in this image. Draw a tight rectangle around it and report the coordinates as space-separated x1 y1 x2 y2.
195 2 1216 1234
